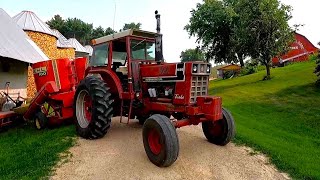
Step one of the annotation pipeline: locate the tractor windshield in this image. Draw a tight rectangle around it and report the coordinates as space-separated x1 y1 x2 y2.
131 39 155 60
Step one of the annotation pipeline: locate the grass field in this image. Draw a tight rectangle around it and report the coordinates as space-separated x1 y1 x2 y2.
210 61 320 179
0 124 75 180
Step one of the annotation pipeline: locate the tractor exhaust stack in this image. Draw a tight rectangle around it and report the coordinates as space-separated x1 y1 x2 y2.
155 10 163 62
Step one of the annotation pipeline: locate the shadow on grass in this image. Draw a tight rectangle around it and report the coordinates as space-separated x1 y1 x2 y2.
222 83 320 179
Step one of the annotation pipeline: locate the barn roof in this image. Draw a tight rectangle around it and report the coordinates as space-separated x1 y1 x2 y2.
68 38 88 53
0 8 48 63
217 64 241 70
12 10 57 38
294 32 318 51
84 45 93 56
52 29 74 49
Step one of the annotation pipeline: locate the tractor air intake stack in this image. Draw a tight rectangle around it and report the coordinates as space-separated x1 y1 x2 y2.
155 10 163 63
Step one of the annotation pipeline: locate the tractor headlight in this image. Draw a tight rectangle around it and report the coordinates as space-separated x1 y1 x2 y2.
193 64 198 73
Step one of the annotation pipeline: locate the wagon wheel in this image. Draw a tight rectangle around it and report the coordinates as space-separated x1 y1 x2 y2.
34 111 48 130
202 107 235 145
142 114 179 167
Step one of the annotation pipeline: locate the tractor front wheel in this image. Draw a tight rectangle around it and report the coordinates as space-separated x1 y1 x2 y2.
202 107 235 145
74 76 113 139
142 114 179 167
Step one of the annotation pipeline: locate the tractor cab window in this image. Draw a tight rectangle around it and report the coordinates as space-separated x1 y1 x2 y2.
112 39 127 67
131 40 155 60
90 43 108 66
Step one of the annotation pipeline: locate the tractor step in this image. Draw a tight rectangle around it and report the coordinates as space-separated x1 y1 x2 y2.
120 99 133 124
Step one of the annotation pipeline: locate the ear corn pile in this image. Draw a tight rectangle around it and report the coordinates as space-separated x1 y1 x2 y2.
57 48 75 59
25 31 75 98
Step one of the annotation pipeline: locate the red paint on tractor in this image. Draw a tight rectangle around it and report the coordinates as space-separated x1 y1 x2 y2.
148 129 162 155
83 92 92 122
24 57 88 125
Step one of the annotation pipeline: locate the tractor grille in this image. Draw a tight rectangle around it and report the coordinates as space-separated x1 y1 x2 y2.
190 76 208 103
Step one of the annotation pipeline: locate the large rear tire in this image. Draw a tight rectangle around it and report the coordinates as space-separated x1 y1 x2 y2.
74 76 113 139
142 114 179 167
202 107 235 145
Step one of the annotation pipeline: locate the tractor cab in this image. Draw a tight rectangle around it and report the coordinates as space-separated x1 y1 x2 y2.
89 29 158 92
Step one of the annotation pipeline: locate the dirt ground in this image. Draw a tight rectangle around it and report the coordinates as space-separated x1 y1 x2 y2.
51 117 290 180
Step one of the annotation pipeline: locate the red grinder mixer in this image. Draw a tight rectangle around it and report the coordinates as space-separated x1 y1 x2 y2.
23 57 87 129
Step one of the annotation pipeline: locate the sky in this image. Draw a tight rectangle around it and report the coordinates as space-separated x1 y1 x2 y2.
1 0 319 63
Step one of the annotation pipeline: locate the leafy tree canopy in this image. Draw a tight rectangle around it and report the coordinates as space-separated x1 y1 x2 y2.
186 0 295 79
180 48 205 62
47 15 118 45
122 22 142 31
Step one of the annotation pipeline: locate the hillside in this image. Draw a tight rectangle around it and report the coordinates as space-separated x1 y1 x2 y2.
210 61 320 179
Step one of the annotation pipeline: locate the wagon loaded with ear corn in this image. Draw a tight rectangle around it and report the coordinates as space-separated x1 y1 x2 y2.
23 57 87 129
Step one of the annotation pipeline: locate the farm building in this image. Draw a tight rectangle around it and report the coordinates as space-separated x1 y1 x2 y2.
85 45 93 58
52 29 76 59
272 32 318 66
0 8 48 101
68 38 89 58
12 10 78 97
217 64 241 79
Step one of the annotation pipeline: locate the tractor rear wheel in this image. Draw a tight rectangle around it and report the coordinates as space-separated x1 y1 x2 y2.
74 76 113 139
202 107 235 145
142 114 179 167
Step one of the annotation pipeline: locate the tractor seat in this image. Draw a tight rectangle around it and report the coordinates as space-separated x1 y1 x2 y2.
116 66 128 75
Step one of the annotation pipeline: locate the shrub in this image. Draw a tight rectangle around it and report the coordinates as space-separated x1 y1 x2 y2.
309 52 319 62
315 58 320 87
240 60 258 76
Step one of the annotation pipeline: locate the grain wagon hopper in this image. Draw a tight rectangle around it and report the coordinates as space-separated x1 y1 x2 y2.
23 57 87 129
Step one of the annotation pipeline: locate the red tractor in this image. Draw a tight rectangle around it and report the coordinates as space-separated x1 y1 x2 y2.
73 11 235 167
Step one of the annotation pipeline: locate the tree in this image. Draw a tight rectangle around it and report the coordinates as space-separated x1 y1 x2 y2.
47 15 117 45
185 0 244 65
122 22 141 31
47 15 65 33
315 55 320 87
91 26 106 40
186 0 295 79
180 48 205 62
105 27 116 35
233 0 294 79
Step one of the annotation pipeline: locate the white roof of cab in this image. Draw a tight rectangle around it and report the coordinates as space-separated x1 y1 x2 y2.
0 8 48 63
93 29 157 45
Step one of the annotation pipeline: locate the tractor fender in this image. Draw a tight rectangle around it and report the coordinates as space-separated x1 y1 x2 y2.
86 68 123 99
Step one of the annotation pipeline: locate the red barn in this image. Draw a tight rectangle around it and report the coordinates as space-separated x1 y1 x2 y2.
272 32 318 66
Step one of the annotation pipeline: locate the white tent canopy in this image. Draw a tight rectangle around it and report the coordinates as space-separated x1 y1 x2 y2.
0 8 48 63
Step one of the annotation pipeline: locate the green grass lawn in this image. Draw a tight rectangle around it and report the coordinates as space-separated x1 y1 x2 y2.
210 61 320 179
0 124 75 180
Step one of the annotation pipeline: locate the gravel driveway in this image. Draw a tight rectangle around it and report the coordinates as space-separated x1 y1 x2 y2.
51 117 290 180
